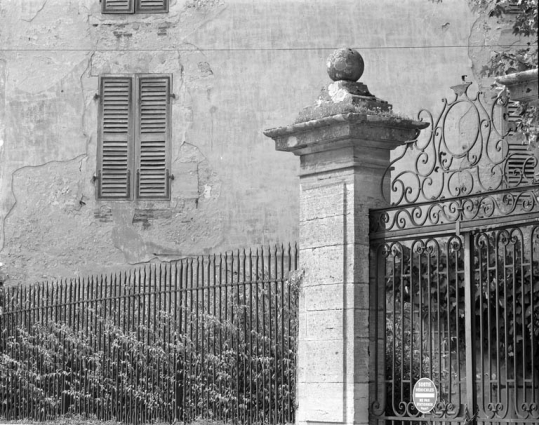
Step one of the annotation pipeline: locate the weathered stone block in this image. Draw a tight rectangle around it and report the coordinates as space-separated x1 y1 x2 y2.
300 218 371 250
306 309 343 340
344 383 371 425
297 382 345 423
300 244 371 287
300 245 345 286
348 309 371 339
304 283 370 313
344 334 371 382
304 284 343 310
297 339 343 383
300 214 345 249
300 181 345 222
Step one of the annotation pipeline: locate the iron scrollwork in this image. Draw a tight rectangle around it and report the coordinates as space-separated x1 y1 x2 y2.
370 82 539 425
372 82 539 235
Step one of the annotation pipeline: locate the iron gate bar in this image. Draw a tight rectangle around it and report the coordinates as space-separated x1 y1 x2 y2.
370 208 539 241
377 183 539 212
370 187 539 239
369 81 539 425
463 232 477 422
370 226 539 423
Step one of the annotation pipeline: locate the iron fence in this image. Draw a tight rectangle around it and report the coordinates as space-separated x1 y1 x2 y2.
0 244 299 424
369 81 539 424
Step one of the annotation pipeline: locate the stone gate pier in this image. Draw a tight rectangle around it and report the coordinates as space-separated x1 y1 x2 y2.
264 48 428 425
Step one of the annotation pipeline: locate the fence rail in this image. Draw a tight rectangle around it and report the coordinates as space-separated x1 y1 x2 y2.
0 244 299 425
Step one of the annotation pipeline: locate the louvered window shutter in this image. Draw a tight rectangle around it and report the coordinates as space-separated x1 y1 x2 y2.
136 75 171 199
136 0 168 13
505 100 535 186
102 0 135 14
97 76 134 199
503 1 521 14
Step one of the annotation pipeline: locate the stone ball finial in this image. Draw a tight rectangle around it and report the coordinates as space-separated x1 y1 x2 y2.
326 48 364 82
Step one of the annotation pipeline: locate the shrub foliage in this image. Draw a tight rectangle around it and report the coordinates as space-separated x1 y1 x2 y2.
1 249 299 424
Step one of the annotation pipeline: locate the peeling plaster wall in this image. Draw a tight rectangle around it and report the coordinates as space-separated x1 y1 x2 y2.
0 0 487 285
467 7 526 91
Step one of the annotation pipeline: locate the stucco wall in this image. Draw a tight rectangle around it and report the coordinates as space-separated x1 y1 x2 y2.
0 0 492 284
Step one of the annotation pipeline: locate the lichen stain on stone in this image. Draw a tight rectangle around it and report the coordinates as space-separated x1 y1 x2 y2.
286 136 298 147
327 82 348 103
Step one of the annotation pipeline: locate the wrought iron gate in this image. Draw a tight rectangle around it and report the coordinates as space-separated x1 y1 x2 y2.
369 82 539 424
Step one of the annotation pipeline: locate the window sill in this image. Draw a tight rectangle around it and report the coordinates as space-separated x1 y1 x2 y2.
89 12 174 26
94 199 174 223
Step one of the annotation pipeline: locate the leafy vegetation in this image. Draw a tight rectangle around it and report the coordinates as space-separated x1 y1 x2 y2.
473 0 538 147
383 229 539 417
0 279 299 424
0 415 226 425
470 0 537 75
433 0 538 146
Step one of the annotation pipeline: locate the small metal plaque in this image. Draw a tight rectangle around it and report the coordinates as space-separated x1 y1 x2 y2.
413 377 438 414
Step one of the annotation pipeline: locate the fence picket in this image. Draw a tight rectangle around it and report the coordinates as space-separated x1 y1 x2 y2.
1 244 298 424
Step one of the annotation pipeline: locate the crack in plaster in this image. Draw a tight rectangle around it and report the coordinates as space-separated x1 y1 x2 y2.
21 0 48 23
73 52 96 208
78 51 96 172
0 155 87 253
176 140 222 205
0 58 5 146
177 52 185 93
0 54 97 255
181 41 210 60
180 3 227 41
1 6 227 278
467 13 483 85
0 59 8 254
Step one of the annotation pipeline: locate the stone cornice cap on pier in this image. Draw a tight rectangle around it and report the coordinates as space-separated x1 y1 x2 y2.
496 68 538 105
263 112 429 154
263 47 429 155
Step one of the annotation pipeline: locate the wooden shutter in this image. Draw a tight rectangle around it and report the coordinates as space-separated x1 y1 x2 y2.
505 101 535 186
98 76 133 199
102 0 135 13
503 1 521 14
506 143 535 185
136 0 168 13
136 75 171 199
